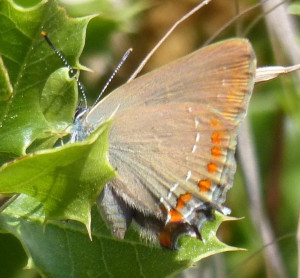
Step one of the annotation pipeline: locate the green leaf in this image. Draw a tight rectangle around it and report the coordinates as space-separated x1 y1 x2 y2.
27 67 78 153
40 68 77 127
0 121 115 232
0 0 89 161
288 2 300 15
0 232 28 278
0 0 242 276
0 194 239 278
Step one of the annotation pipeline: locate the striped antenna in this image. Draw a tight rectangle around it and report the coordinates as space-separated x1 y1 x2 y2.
41 31 88 110
93 48 133 106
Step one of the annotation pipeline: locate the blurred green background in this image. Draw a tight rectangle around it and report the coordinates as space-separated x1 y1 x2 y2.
4 0 300 277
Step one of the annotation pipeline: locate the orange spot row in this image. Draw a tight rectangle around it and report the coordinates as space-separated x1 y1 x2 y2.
169 209 183 222
159 231 172 248
207 119 222 188
169 193 192 223
198 179 211 192
211 146 221 157
211 131 222 144
207 162 218 173
176 193 192 209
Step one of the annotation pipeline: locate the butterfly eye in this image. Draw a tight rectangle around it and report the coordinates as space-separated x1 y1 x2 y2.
68 68 78 79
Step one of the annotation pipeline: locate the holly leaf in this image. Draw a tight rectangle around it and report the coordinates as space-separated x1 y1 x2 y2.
0 0 113 262
0 0 242 276
0 120 115 232
0 0 89 162
0 194 239 278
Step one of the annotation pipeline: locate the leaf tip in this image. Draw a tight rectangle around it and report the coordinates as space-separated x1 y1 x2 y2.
86 212 92 241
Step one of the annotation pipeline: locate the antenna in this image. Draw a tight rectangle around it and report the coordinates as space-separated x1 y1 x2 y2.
41 31 88 110
93 48 133 106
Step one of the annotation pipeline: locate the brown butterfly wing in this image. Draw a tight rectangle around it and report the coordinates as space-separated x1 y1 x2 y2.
91 39 256 241
87 39 255 125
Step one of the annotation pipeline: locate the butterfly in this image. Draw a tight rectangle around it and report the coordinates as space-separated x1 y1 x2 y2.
42 32 256 249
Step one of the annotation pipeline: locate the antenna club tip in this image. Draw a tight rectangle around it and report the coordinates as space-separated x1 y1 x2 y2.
41 31 47 37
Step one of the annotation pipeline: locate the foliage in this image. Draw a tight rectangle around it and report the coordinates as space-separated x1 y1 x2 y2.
0 1 249 277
